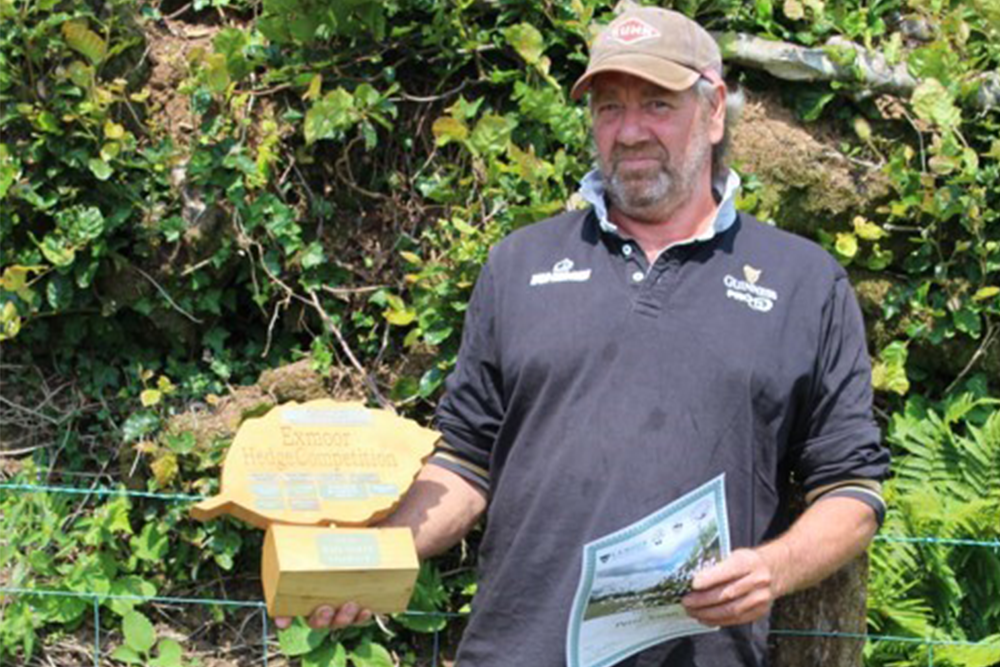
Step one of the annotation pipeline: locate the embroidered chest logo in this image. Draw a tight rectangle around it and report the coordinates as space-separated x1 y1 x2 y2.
609 18 661 45
723 264 778 312
530 258 592 286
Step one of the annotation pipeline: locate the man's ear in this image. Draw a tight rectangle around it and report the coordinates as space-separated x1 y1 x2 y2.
708 81 726 145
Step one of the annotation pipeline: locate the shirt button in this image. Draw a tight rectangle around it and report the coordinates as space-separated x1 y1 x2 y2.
631 271 644 283
622 244 633 257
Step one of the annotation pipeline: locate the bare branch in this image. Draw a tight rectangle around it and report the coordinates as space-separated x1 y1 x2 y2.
307 290 394 412
132 265 204 324
713 32 1000 111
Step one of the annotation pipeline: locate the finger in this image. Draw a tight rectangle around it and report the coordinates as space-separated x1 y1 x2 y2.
357 610 373 624
685 590 772 626
691 549 757 591
331 602 361 629
274 616 292 630
308 606 335 629
685 564 773 611
683 576 751 610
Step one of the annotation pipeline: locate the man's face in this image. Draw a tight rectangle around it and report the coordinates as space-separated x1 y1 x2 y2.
590 72 722 221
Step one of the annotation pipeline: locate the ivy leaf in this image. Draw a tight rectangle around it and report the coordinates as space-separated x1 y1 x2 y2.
972 286 999 302
794 90 835 122
140 389 162 407
399 251 423 266
62 21 107 65
349 639 393 667
88 158 113 181
911 78 961 130
394 563 448 632
122 610 157 655
469 114 514 157
109 576 157 616
303 641 347 667
503 23 544 65
304 73 323 101
132 522 170 562
384 308 416 326
834 232 858 262
431 117 469 146
872 341 910 396
0 144 21 199
300 241 326 269
149 638 183 667
46 274 73 310
755 0 774 22
1 265 42 301
39 236 76 268
277 619 328 656
953 308 981 337
111 646 144 665
164 431 196 455
447 95 483 120
853 216 887 240
418 366 444 398
304 88 358 145
151 452 179 488
205 52 230 94
1 301 22 341
865 244 893 271
104 121 125 139
122 410 160 443
782 0 804 20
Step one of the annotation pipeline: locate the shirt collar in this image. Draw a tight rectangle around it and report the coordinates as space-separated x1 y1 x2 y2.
578 168 741 245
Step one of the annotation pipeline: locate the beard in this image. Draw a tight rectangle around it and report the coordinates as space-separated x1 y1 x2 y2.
600 127 713 222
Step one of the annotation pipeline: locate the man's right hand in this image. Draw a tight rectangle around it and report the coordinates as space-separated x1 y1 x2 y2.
274 604 373 630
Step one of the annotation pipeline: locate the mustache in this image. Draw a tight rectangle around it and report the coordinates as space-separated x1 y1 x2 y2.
610 144 670 167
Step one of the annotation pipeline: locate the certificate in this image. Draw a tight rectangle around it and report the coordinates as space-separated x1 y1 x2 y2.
566 475 731 667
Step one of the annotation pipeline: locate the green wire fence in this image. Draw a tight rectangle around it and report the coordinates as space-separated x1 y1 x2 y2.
1 482 996 666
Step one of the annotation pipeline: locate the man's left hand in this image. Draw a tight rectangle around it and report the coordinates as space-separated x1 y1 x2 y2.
681 548 781 626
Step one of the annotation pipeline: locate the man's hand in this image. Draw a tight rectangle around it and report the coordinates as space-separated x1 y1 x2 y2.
271 463 486 633
274 604 373 631
682 497 879 627
681 548 780 627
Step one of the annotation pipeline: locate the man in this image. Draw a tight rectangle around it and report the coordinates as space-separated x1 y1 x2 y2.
278 6 890 666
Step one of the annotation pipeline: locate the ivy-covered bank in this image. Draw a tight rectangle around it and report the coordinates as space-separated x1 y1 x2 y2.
1 0 998 665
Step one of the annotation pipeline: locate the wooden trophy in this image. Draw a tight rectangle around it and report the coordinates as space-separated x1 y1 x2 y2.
190 399 437 618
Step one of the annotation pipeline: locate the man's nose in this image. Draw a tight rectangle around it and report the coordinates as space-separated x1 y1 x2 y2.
615 105 651 146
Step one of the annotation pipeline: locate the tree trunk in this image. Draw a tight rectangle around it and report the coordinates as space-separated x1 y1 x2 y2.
767 486 869 667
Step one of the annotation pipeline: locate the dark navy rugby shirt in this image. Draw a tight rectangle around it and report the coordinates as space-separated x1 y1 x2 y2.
431 206 890 667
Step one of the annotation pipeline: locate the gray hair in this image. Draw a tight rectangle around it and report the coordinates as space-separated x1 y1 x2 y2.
694 76 744 184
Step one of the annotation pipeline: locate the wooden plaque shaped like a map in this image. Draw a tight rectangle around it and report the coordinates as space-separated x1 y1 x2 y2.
191 400 438 529
190 399 438 615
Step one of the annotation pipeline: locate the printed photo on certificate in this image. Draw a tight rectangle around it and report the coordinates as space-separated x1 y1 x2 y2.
566 475 731 667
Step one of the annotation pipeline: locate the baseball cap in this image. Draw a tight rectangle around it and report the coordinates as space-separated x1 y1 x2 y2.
570 6 722 100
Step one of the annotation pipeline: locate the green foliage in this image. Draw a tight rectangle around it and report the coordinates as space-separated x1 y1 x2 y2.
1 0 998 664
109 610 192 666
868 393 1000 665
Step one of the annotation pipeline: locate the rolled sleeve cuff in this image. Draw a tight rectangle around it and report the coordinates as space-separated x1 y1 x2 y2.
429 436 490 491
807 479 887 527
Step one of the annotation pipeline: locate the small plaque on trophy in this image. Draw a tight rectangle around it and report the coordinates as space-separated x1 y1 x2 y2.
191 399 437 617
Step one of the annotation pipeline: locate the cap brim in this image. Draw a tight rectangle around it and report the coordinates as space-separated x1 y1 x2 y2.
570 53 701 100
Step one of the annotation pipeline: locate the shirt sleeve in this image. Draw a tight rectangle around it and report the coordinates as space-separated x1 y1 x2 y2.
790 273 891 525
429 261 503 492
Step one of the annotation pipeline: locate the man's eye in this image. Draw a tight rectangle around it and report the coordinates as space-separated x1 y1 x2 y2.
647 100 673 111
597 103 621 114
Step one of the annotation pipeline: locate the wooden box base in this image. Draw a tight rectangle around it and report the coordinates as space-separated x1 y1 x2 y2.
262 524 419 618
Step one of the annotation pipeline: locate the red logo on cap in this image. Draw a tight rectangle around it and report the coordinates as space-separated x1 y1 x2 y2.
611 18 661 44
